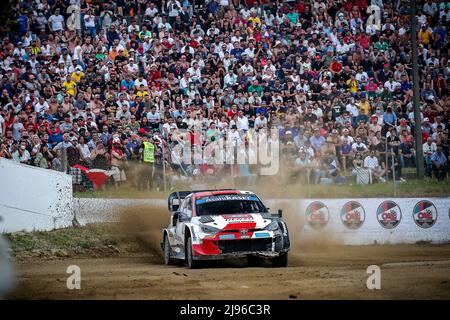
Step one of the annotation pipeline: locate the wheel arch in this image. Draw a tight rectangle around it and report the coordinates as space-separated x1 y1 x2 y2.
184 226 192 244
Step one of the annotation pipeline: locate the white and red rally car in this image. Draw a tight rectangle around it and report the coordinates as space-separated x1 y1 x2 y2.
161 189 290 268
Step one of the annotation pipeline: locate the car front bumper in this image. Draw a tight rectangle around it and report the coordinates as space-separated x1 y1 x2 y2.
192 232 290 260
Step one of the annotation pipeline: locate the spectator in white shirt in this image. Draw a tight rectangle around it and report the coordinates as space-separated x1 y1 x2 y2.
83 9 96 36
48 8 65 32
352 137 368 155
223 69 238 88
384 78 400 92
134 75 148 89
423 0 438 16
145 2 159 18
254 113 268 130
364 150 386 182
423 136 437 171
34 97 49 116
236 111 249 132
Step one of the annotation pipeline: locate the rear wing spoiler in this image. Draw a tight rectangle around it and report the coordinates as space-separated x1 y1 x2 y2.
168 191 192 212
167 189 235 212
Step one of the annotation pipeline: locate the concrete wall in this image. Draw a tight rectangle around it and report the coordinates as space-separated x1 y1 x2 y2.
73 198 165 225
74 197 450 245
0 158 73 233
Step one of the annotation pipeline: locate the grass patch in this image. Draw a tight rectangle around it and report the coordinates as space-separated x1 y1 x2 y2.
6 223 129 254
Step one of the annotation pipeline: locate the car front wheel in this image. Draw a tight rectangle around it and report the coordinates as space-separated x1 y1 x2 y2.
186 236 200 269
271 253 288 268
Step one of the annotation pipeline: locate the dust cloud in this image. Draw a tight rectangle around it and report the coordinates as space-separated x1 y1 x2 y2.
112 162 344 267
118 203 168 260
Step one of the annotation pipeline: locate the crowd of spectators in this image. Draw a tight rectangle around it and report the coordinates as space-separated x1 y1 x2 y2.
1 0 450 191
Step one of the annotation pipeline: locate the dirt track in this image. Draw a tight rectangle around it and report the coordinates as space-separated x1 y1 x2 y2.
12 244 450 299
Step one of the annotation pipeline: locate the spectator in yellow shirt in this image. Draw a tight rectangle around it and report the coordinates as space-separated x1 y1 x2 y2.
71 67 84 83
62 75 77 96
357 94 370 122
136 84 149 98
347 75 359 94
30 40 41 55
248 12 261 25
418 25 432 45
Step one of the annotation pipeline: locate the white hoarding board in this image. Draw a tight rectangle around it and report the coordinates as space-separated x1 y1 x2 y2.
298 198 450 245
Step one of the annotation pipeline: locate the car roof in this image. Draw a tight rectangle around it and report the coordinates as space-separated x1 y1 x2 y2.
193 190 254 198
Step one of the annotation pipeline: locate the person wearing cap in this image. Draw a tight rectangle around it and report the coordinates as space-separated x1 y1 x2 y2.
134 133 154 191
111 137 127 187
418 23 433 45
294 145 312 178
13 42 26 58
431 146 448 181
71 66 84 83
309 128 326 153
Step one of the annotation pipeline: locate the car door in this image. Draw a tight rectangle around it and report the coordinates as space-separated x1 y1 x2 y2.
175 195 193 250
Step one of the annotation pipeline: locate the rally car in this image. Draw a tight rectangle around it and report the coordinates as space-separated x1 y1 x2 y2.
161 189 290 268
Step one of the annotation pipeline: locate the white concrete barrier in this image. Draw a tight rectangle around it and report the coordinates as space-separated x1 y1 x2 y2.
0 158 73 233
75 197 450 245
73 198 165 225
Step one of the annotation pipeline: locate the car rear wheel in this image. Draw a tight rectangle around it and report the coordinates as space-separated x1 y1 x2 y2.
271 253 288 268
186 236 200 269
164 235 175 265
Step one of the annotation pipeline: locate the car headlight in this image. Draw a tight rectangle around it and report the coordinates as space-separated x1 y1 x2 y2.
265 220 279 231
200 224 221 234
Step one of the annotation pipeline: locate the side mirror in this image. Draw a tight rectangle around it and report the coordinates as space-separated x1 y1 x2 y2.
277 209 283 218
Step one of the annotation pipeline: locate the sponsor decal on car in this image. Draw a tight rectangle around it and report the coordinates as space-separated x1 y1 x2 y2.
255 232 270 238
196 195 258 204
305 201 330 230
413 200 438 229
219 234 235 240
377 200 402 229
340 201 365 230
223 214 254 223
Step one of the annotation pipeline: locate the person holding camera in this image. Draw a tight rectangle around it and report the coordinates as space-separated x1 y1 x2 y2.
166 0 182 25
12 140 31 164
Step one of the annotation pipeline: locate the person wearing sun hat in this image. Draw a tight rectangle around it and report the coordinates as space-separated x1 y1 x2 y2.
110 137 127 187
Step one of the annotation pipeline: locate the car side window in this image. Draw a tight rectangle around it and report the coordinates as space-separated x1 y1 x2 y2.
185 197 193 218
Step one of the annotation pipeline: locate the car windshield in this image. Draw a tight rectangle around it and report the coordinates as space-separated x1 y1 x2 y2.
195 195 266 216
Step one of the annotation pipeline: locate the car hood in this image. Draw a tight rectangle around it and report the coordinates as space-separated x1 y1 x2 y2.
197 213 273 230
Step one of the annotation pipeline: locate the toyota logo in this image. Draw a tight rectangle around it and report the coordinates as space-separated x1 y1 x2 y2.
240 229 249 235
